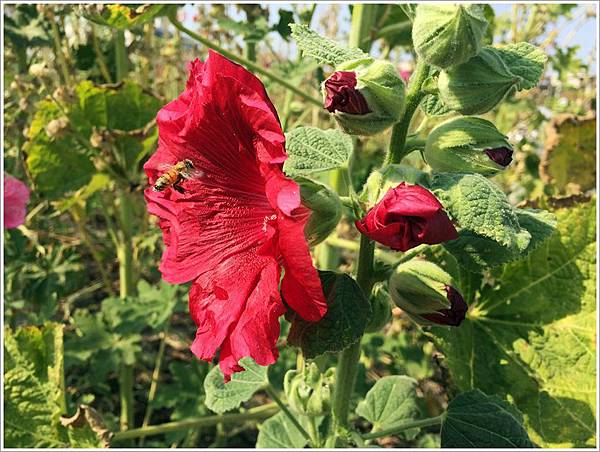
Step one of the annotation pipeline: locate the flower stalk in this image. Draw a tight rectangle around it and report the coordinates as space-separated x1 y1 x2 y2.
362 414 445 440
385 60 430 165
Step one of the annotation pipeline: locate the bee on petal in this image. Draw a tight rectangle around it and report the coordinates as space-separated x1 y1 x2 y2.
153 159 203 194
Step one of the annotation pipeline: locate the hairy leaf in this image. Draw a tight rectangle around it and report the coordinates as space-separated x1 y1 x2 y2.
204 358 269 414
284 126 354 177
287 271 372 358
256 412 309 448
441 390 533 448
433 197 597 447
79 4 165 29
496 42 547 90
290 24 368 66
356 375 420 437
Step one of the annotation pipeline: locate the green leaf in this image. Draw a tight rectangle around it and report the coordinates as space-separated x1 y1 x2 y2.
441 390 534 448
430 172 531 252
4 323 67 448
79 4 166 29
204 357 269 414
433 197 597 447
540 113 596 193
287 271 372 358
356 376 420 437
444 207 557 270
283 126 354 177
290 24 368 66
495 42 547 90
256 412 309 448
421 94 452 116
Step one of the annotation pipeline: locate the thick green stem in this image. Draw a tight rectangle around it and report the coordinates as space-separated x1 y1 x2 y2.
112 404 278 442
265 385 312 446
115 30 128 81
117 191 136 431
332 235 375 428
384 61 430 165
168 15 321 107
244 40 256 62
119 364 134 430
348 4 378 52
362 414 445 440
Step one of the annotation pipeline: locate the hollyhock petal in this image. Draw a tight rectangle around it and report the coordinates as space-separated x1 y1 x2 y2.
4 174 30 229
484 146 513 167
144 51 327 378
324 71 371 115
278 213 328 322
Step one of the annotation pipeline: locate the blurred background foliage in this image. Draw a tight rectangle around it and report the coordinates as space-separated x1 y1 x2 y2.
3 3 597 448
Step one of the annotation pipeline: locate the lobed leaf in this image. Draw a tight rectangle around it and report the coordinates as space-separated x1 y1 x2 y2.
204 357 269 414
256 412 311 448
433 197 597 447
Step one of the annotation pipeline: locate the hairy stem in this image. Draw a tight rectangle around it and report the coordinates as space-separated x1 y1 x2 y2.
362 414 445 440
168 14 322 107
384 60 430 165
112 404 279 442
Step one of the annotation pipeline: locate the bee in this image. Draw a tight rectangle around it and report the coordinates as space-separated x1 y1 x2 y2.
153 159 203 194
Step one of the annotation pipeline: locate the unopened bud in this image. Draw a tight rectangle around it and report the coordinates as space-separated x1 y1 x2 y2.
298 178 342 246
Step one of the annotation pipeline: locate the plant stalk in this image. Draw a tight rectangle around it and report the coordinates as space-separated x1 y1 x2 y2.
112 403 279 441
362 414 445 440
168 14 322 107
348 4 378 52
385 60 430 165
115 30 128 81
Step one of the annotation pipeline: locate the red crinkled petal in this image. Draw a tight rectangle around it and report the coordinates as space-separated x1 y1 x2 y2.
144 51 327 378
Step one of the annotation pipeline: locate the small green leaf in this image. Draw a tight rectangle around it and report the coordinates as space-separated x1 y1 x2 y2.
256 412 309 448
204 357 269 414
283 126 354 177
421 94 452 116
356 376 420 435
287 271 372 359
496 42 547 90
290 24 368 66
441 390 534 448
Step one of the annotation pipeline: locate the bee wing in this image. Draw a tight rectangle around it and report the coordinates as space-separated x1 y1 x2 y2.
156 163 174 172
181 168 205 180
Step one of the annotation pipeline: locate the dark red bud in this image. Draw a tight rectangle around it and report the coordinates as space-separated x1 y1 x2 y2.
324 71 371 115
484 147 513 167
421 285 468 326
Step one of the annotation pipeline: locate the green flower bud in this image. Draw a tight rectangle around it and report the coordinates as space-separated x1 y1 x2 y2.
298 178 342 246
365 283 394 333
389 260 468 327
322 58 405 136
424 117 513 175
438 47 522 114
412 4 488 69
283 363 334 416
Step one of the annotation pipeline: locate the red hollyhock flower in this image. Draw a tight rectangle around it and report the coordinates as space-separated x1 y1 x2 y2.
144 51 327 379
4 174 30 229
356 182 458 252
323 71 371 114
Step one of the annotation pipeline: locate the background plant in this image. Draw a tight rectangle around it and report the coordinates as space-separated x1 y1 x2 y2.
3 3 597 449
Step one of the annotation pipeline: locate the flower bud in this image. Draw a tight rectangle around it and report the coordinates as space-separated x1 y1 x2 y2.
45 117 70 139
412 4 488 69
425 117 513 175
283 363 334 416
389 260 467 326
298 178 342 246
365 283 393 333
356 182 458 252
438 47 522 114
322 58 405 136
360 164 430 206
